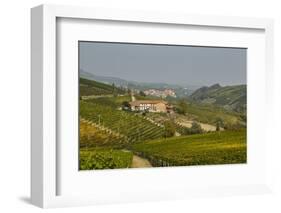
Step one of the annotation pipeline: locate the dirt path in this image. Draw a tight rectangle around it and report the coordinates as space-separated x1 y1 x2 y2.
176 119 218 132
199 123 217 131
131 155 152 168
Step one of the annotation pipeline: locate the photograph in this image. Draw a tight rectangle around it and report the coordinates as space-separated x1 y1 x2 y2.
79 41 247 170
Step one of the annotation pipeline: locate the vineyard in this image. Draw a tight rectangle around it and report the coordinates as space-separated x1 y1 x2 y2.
79 77 247 170
80 148 133 170
145 112 205 135
132 130 246 166
80 119 127 148
80 100 165 143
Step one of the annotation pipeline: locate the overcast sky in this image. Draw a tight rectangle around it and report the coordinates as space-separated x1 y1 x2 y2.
79 41 246 86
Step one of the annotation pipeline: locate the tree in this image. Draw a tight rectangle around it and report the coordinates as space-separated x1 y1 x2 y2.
121 101 131 111
190 122 203 134
215 117 223 131
139 90 146 96
163 120 176 138
176 99 188 115
216 122 220 131
122 101 130 108
111 83 117 97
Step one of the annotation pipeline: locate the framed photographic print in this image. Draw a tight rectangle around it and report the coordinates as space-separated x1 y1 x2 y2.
31 4 274 208
78 41 247 170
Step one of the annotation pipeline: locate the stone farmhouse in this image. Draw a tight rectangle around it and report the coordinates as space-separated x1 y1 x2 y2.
129 100 173 113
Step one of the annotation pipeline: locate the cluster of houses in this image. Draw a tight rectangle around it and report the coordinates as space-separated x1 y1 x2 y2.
129 100 174 113
143 89 176 98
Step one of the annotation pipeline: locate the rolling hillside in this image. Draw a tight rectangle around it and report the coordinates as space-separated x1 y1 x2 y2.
80 70 130 87
80 70 199 97
80 77 126 96
189 84 246 112
79 77 247 170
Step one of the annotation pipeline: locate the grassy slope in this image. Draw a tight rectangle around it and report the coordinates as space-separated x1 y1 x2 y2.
184 102 244 126
80 77 126 96
84 95 131 108
190 84 246 112
132 130 246 166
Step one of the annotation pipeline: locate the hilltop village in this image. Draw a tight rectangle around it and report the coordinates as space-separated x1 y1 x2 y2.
143 88 176 98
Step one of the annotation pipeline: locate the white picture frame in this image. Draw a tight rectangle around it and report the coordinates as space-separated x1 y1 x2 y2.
31 4 274 208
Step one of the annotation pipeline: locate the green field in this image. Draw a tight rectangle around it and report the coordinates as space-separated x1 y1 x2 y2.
132 130 246 166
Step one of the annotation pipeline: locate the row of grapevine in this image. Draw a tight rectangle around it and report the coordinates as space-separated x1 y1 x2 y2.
145 112 192 135
80 119 128 148
80 148 133 170
80 101 165 143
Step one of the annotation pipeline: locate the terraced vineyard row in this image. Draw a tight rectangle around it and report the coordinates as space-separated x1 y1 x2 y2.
80 119 127 148
146 113 196 135
132 130 246 166
80 101 165 143
174 123 192 135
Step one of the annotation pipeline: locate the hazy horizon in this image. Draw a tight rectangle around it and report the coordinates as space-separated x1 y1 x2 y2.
79 41 247 87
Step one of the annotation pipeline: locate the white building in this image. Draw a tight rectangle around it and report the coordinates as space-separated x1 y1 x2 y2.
129 100 173 113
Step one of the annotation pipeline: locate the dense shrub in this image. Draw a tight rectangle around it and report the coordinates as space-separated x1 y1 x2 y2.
163 120 176 138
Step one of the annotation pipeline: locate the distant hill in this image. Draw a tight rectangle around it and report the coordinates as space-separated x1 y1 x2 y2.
189 84 246 113
80 70 129 87
80 69 199 97
80 78 126 96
